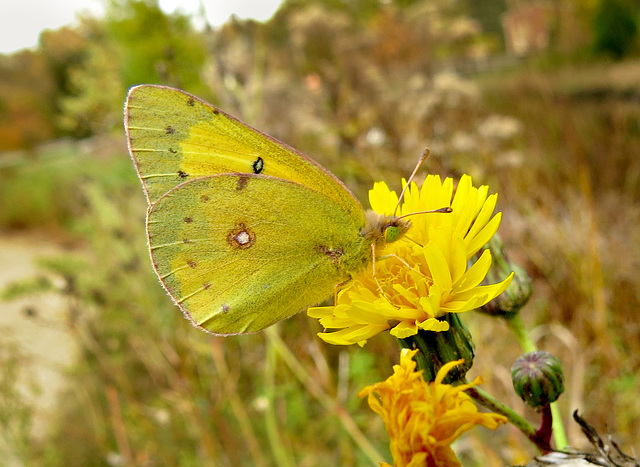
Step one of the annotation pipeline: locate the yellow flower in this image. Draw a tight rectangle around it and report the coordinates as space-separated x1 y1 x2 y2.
308 174 513 346
359 349 507 467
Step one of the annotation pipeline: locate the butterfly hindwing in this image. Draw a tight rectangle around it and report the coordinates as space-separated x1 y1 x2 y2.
147 173 367 334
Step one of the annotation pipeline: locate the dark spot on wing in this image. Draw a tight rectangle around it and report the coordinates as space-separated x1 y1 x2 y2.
168 147 177 154
236 176 249 191
227 222 256 250
186 97 195 106
252 157 264 174
200 195 210 202
166 126 175 135
203 282 211 290
187 260 197 268
212 109 220 115
316 245 345 265
178 170 188 178
184 217 193 223
221 304 230 313
183 238 192 243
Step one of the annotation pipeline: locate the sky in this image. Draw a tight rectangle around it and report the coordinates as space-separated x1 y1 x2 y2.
0 0 283 54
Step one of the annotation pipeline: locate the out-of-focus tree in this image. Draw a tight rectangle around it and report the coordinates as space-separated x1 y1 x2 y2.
0 51 56 150
58 0 209 136
105 0 207 91
39 26 88 115
465 0 507 40
58 42 123 137
592 0 638 59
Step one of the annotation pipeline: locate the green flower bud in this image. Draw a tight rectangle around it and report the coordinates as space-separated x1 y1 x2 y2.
511 351 565 408
478 235 532 317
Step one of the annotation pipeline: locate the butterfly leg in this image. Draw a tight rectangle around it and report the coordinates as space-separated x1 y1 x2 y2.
370 243 390 299
333 278 351 304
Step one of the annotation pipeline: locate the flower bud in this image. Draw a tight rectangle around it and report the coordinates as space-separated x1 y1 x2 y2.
398 313 474 383
478 235 532 317
511 351 565 408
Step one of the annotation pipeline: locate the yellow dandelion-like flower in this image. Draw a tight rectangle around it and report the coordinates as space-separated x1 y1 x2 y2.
308 175 513 346
359 349 507 467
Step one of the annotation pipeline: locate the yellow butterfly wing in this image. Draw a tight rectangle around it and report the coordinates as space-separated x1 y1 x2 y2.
148 174 368 334
125 84 362 220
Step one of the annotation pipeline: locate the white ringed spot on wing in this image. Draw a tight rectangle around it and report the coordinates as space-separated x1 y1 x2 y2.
227 222 256 250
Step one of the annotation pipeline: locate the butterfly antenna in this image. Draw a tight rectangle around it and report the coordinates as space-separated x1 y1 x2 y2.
396 207 452 222
393 148 430 216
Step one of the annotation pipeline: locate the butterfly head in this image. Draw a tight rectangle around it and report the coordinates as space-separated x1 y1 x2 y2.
363 210 411 247
385 221 409 243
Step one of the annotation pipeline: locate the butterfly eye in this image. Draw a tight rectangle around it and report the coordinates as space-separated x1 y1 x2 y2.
385 225 400 243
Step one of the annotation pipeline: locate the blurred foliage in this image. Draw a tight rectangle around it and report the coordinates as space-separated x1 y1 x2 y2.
0 51 56 149
104 0 207 89
39 26 89 106
0 139 135 230
1 0 640 464
58 42 123 137
0 342 33 464
464 0 507 39
592 0 639 59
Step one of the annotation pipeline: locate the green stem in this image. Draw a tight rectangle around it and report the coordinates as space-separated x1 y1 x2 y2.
465 385 537 443
505 314 536 353
505 315 569 449
549 401 568 449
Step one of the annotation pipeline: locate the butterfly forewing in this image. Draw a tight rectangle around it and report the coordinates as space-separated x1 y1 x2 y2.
125 85 362 221
147 174 367 334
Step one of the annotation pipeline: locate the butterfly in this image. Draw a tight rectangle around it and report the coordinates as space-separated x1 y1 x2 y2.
124 85 412 335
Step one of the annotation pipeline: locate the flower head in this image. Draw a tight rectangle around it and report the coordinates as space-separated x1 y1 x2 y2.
308 175 513 346
360 349 507 467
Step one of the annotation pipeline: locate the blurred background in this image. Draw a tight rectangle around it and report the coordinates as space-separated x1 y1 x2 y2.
1 0 639 465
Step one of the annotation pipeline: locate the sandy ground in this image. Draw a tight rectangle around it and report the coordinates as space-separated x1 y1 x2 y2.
0 232 79 457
